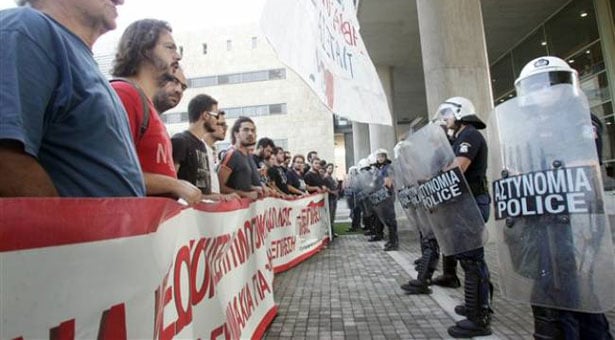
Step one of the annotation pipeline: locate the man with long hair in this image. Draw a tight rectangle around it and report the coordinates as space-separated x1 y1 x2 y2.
111 19 201 205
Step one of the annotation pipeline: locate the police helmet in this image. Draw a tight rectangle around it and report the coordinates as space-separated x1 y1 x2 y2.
515 56 579 98
367 153 377 165
357 158 369 169
437 96 486 130
375 148 388 158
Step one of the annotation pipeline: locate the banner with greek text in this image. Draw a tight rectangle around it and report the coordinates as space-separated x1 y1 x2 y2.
0 195 330 340
260 0 392 125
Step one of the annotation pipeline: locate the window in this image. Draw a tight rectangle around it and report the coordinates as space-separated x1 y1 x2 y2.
220 104 288 119
226 40 232 51
184 68 286 88
545 0 599 58
269 69 286 80
491 54 515 100
188 76 217 88
512 27 548 75
202 43 208 55
251 37 258 49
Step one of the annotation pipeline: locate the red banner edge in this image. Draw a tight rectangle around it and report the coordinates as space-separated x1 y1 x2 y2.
251 305 278 340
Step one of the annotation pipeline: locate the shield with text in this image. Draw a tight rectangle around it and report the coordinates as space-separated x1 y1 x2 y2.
489 85 615 312
400 124 488 256
392 142 434 238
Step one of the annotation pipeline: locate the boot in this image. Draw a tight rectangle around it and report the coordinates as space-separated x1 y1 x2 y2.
432 255 461 288
401 238 438 294
531 306 565 339
447 259 492 338
368 235 383 242
384 215 398 251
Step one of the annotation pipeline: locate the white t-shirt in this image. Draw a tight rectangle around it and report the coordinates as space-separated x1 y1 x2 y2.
204 142 220 193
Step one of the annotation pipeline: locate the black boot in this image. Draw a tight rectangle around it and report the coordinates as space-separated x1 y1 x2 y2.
368 235 383 242
447 259 492 338
383 242 398 251
401 238 438 294
531 306 565 339
432 255 460 288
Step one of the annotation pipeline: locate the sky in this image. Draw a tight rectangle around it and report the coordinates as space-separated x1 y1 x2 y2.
0 0 267 52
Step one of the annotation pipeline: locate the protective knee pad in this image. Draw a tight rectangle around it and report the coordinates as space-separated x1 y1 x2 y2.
460 259 491 326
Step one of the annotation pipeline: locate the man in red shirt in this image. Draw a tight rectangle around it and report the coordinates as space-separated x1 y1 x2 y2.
111 19 201 205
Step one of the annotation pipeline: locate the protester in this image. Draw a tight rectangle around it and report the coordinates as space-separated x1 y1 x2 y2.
111 19 201 205
268 147 303 196
218 117 264 199
0 0 145 197
324 163 340 235
153 66 188 114
172 94 235 201
303 157 327 193
252 137 276 170
286 155 308 194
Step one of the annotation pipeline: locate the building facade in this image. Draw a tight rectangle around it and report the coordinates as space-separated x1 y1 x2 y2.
95 25 339 175
354 0 615 174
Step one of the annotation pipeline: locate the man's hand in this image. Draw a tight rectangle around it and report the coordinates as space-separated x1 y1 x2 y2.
384 177 393 189
175 180 202 205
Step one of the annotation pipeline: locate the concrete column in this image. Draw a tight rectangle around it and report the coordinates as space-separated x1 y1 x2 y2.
369 65 397 154
594 0 615 116
352 121 370 163
415 0 493 119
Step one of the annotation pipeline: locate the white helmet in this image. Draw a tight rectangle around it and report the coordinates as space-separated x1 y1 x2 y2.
367 153 377 165
357 158 369 169
348 166 359 176
375 148 388 157
515 56 579 98
436 96 485 130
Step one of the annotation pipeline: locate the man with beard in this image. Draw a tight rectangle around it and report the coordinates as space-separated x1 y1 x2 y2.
172 94 235 201
218 117 263 200
111 19 201 205
153 66 187 114
252 137 275 171
0 0 145 197
268 147 303 196
286 154 308 194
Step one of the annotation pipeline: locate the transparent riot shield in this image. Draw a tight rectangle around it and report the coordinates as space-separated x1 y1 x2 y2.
490 85 615 312
403 124 488 256
392 142 434 238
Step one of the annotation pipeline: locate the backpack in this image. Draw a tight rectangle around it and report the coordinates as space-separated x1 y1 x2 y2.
110 78 150 141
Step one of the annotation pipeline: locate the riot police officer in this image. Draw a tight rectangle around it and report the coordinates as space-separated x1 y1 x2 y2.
438 97 493 338
493 56 614 339
370 148 399 251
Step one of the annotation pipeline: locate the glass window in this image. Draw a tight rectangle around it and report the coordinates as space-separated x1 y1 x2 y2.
269 104 285 114
256 105 270 116
218 75 229 85
269 69 286 80
189 76 217 88
202 43 208 55
251 37 258 49
545 0 599 58
227 73 242 84
242 71 268 82
273 139 288 150
581 72 611 108
491 53 516 99
512 28 548 75
226 40 232 51
567 41 605 79
222 107 243 119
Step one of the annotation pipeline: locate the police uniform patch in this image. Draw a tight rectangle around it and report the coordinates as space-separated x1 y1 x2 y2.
459 142 471 154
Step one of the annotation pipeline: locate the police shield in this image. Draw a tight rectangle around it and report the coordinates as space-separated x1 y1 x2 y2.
392 142 434 238
490 86 615 312
402 124 488 256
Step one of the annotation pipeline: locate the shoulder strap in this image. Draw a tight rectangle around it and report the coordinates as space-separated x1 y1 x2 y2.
220 147 236 168
110 78 150 141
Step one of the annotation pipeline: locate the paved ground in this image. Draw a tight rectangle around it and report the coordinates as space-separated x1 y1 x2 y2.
264 202 615 339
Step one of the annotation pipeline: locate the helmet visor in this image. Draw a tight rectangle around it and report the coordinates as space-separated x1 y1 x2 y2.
516 71 574 97
438 107 456 119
